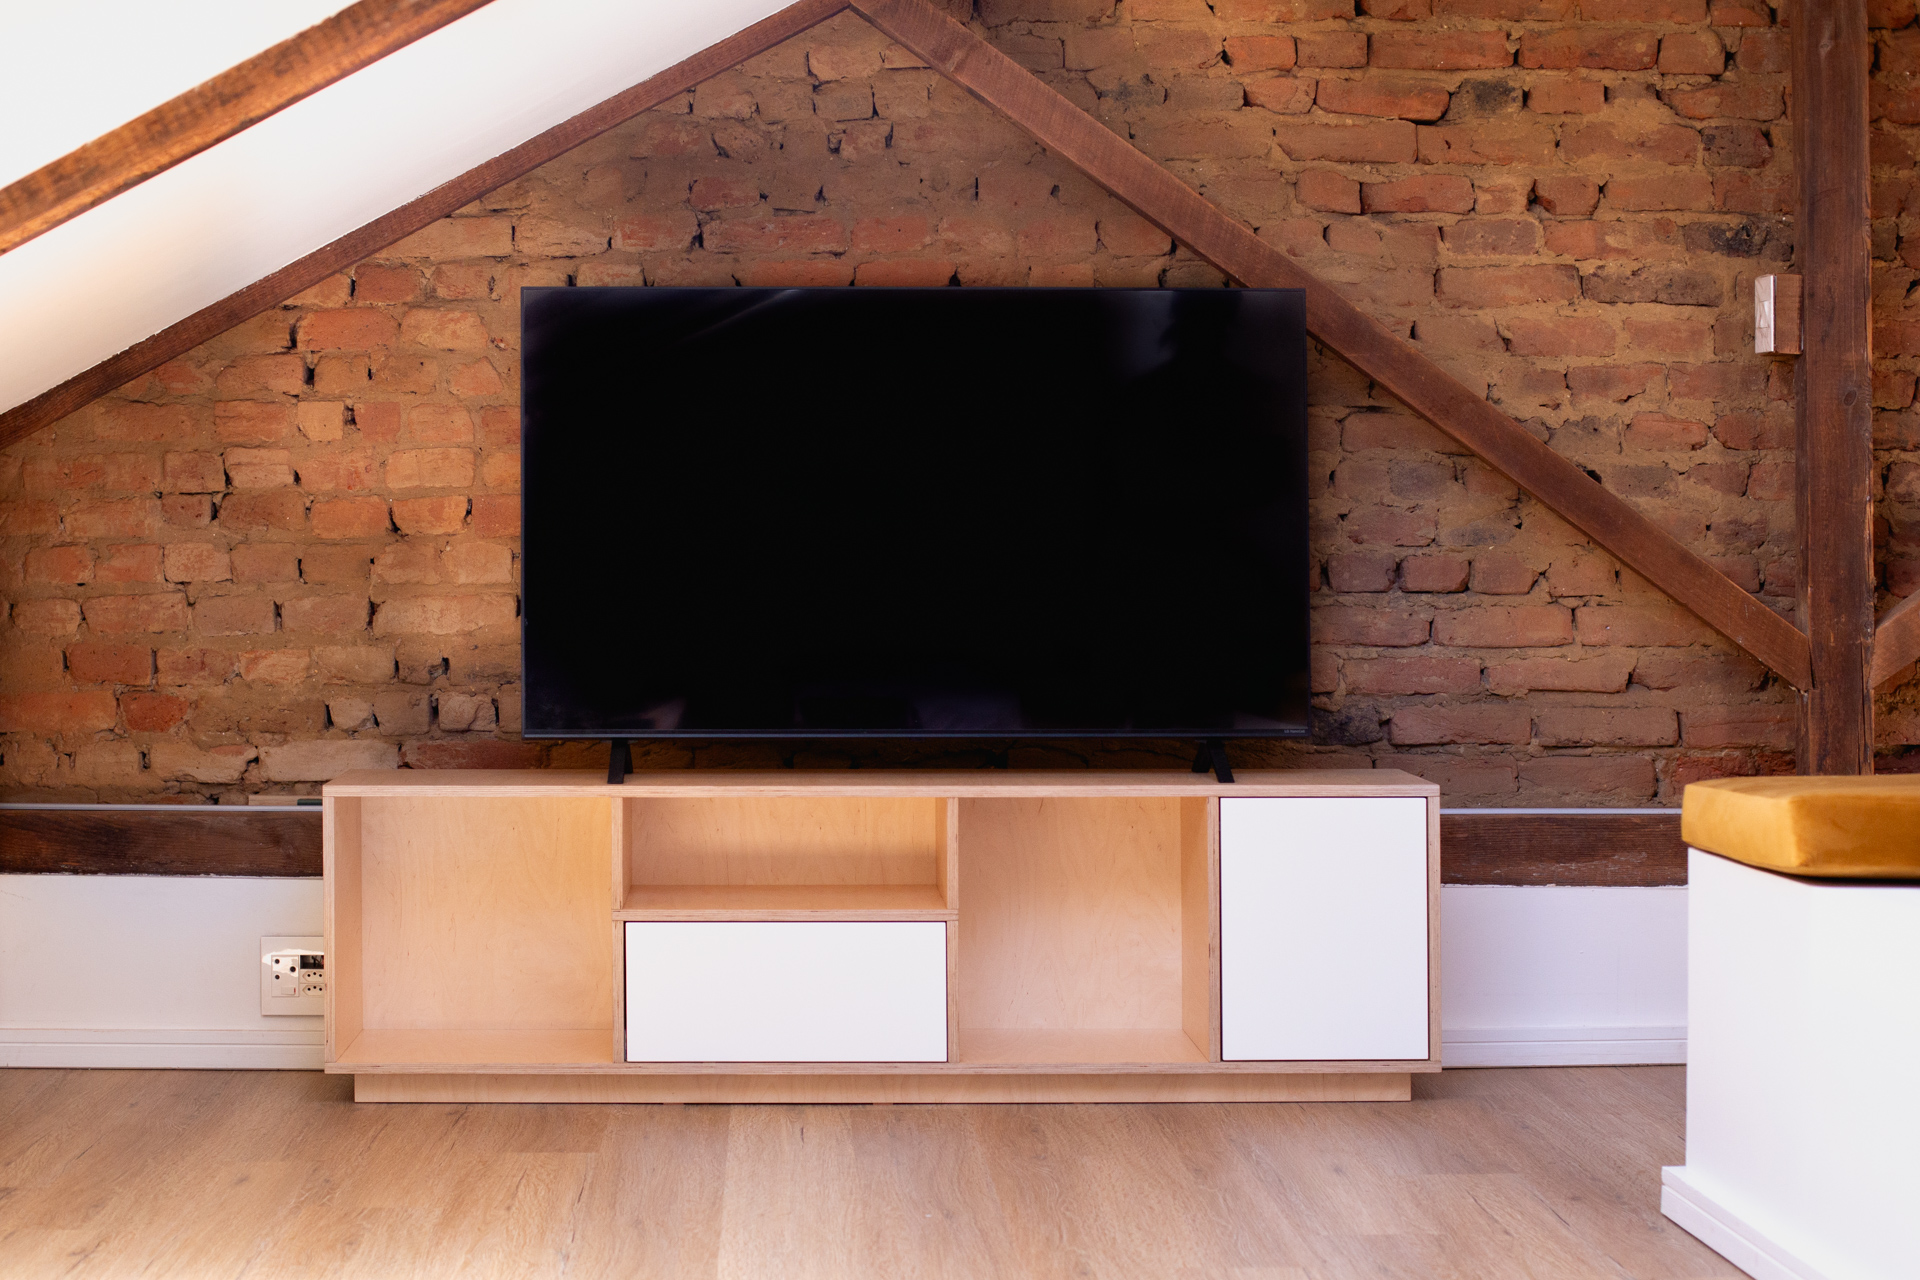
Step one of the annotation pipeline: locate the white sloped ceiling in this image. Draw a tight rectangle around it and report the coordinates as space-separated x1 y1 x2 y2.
0 0 788 419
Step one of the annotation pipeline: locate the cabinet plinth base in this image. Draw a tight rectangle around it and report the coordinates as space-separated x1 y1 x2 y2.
352 1071 1414 1105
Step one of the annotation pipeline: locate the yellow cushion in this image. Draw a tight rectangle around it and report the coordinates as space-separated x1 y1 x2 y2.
1682 777 1920 879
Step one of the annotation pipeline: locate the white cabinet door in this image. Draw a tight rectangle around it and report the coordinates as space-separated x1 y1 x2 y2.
1220 797 1430 1061
625 921 948 1063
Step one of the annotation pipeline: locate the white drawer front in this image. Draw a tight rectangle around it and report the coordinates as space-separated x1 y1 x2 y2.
1220 797 1429 1062
625 921 948 1063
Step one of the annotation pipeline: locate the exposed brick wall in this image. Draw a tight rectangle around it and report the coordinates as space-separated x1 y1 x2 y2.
1 1 1913 802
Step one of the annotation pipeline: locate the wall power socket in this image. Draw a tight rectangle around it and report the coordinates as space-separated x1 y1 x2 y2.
260 936 325 1016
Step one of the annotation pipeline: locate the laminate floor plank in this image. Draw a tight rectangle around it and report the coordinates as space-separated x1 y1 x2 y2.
0 1066 1740 1279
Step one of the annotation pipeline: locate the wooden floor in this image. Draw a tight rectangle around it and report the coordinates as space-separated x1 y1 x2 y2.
0 1066 1738 1279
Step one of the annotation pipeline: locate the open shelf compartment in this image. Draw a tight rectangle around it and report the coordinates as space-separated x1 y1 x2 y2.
615 794 958 921
952 795 1217 1067
325 793 616 1070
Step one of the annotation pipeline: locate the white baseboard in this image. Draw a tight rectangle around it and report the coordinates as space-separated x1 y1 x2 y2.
1444 1025 1686 1068
1661 1166 1829 1280
0 1027 323 1070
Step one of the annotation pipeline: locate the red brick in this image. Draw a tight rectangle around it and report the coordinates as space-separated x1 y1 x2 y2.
122 693 188 733
1624 313 1715 357
223 447 293 489
1245 76 1318 113
1527 77 1606 114
1535 176 1601 216
703 216 848 254
403 404 475 444
1273 120 1418 162
615 211 698 252
90 402 204 444
0 692 120 735
385 449 475 490
65 500 157 539
1469 555 1538 594
297 310 399 351
1296 32 1369 67
1575 603 1716 645
238 649 311 683
1096 212 1174 257
1584 0 1705 16
1418 120 1563 167
400 310 491 351
282 596 369 634
1433 604 1574 646
26 545 95 585
1317 77 1450 120
1683 703 1795 749
733 260 855 288
1328 550 1400 591
65 643 153 686
296 449 379 493
1606 173 1715 211
1520 29 1659 70
10 600 81 637
310 498 391 539
371 594 518 636
1563 122 1702 166
1313 605 1432 645
392 496 470 535
1667 83 1784 121
1485 652 1636 694
1626 413 1710 449
472 495 519 538
1224 35 1296 69
1437 264 1581 307
1297 170 1361 213
84 593 190 634
214 354 306 397
215 400 295 445
194 595 275 636
1506 315 1616 356
1671 362 1766 403
1400 554 1470 591
218 491 307 533
387 216 514 258
402 739 547 770
1346 656 1483 693
1535 706 1678 747
351 265 421 304
162 543 232 583
1746 460 1794 500
849 216 932 254
1389 704 1532 744
155 647 232 684
1518 756 1656 803
1361 174 1474 213
231 544 299 583
1369 31 1512 69
1443 218 1542 255
1658 30 1725 73
163 452 226 493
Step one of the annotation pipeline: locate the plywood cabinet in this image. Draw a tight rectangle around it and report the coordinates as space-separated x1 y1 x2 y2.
323 769 1438 1103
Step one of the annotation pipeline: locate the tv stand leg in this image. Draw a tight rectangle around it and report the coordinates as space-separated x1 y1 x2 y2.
607 739 631 785
1190 738 1234 784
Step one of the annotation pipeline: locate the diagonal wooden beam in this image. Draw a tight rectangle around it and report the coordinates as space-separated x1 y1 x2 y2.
854 0 1812 691
0 0 498 258
1872 592 1920 688
0 0 850 453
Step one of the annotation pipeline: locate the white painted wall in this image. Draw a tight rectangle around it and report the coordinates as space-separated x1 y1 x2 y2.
0 874 323 1068
0 874 1687 1071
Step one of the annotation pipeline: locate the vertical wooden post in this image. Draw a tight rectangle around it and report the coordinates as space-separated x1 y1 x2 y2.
1794 0 1875 774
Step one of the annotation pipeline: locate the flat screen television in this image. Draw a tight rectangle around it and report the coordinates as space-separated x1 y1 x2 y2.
520 286 1309 745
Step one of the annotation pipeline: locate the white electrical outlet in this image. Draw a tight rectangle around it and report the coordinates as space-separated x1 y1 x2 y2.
261 936 326 1016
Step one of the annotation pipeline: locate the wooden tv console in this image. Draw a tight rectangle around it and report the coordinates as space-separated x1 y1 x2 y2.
323 769 1439 1103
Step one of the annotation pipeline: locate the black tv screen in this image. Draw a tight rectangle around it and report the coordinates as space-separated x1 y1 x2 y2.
520 286 1309 740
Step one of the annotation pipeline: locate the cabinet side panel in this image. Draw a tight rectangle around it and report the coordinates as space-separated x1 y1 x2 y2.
956 797 1185 1033
1179 796 1218 1060
325 796 363 1059
1220 797 1429 1061
360 796 613 1031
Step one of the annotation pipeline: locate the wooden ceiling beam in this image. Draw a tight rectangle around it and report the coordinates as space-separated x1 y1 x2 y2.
0 0 850 452
853 0 1811 691
0 0 498 258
